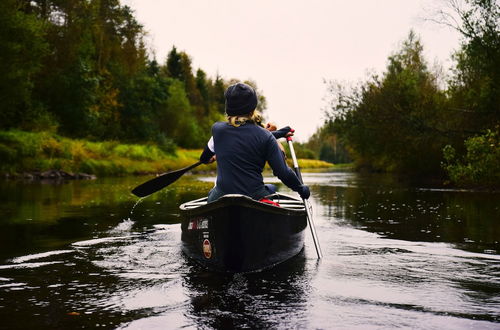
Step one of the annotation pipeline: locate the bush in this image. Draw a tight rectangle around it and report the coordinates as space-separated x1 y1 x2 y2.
0 144 17 169
156 133 177 155
443 129 500 188
41 136 65 158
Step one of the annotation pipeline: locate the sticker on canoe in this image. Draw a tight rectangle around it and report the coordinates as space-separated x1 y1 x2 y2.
203 239 212 259
198 219 209 229
188 217 210 230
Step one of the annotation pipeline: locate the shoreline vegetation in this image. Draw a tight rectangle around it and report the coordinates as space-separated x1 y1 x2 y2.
0 130 337 179
2 1 497 189
311 2 499 190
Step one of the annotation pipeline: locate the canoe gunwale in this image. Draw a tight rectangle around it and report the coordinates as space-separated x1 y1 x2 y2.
179 193 306 217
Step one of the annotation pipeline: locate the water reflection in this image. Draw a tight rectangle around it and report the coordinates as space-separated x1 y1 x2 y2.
312 173 500 254
0 171 499 329
0 176 212 262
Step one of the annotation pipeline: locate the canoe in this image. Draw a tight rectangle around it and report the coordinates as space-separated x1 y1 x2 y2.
179 193 307 273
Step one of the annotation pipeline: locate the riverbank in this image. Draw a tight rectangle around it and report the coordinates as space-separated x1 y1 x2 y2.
0 130 336 178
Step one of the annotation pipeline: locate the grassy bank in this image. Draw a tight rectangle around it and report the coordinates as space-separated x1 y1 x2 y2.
0 130 211 176
0 130 336 176
287 158 345 170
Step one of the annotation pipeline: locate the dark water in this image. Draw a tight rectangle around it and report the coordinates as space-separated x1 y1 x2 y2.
0 172 499 329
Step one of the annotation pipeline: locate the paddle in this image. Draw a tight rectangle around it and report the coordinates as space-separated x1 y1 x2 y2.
286 132 323 259
131 161 202 197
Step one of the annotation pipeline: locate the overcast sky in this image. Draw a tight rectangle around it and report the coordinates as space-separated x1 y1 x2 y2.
122 0 461 141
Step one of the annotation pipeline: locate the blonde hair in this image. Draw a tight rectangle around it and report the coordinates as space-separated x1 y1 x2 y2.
227 110 264 128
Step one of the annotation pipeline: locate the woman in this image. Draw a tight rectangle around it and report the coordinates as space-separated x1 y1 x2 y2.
199 82 310 202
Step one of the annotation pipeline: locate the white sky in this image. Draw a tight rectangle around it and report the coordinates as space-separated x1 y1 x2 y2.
122 0 461 141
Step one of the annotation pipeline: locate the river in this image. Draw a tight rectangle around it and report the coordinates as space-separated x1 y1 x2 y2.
0 171 499 329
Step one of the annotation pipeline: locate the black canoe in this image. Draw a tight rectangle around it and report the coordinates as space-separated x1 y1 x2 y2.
179 193 307 273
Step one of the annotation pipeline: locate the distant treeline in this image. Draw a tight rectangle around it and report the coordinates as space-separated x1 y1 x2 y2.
0 0 266 150
310 0 499 187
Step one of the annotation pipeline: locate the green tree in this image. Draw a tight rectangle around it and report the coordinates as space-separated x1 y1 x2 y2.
119 60 170 143
446 0 500 133
443 128 500 187
162 80 204 148
164 47 204 117
196 69 210 115
28 0 97 136
0 0 50 130
306 121 351 163
24 0 149 139
325 31 448 174
164 46 183 80
211 74 227 114
431 0 499 186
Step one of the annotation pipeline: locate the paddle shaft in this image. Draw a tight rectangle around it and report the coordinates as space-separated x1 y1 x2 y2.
131 161 202 197
287 136 323 259
180 161 202 173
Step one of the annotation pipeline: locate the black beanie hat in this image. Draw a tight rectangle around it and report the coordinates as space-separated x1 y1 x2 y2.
225 83 258 116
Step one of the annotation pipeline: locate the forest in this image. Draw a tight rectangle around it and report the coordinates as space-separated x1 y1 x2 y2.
0 0 276 175
308 0 499 187
0 0 498 187
0 0 270 148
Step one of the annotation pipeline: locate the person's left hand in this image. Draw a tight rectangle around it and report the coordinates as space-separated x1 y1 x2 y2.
265 122 277 131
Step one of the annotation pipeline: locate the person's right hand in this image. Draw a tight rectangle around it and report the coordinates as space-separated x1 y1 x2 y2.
272 126 293 139
298 185 310 199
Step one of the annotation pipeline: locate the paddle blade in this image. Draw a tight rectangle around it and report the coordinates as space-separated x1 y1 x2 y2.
131 162 202 197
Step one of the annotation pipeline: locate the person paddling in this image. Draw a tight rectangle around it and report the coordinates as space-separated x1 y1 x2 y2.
199 82 310 202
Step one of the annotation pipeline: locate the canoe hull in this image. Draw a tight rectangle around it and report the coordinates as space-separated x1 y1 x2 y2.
180 194 307 273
